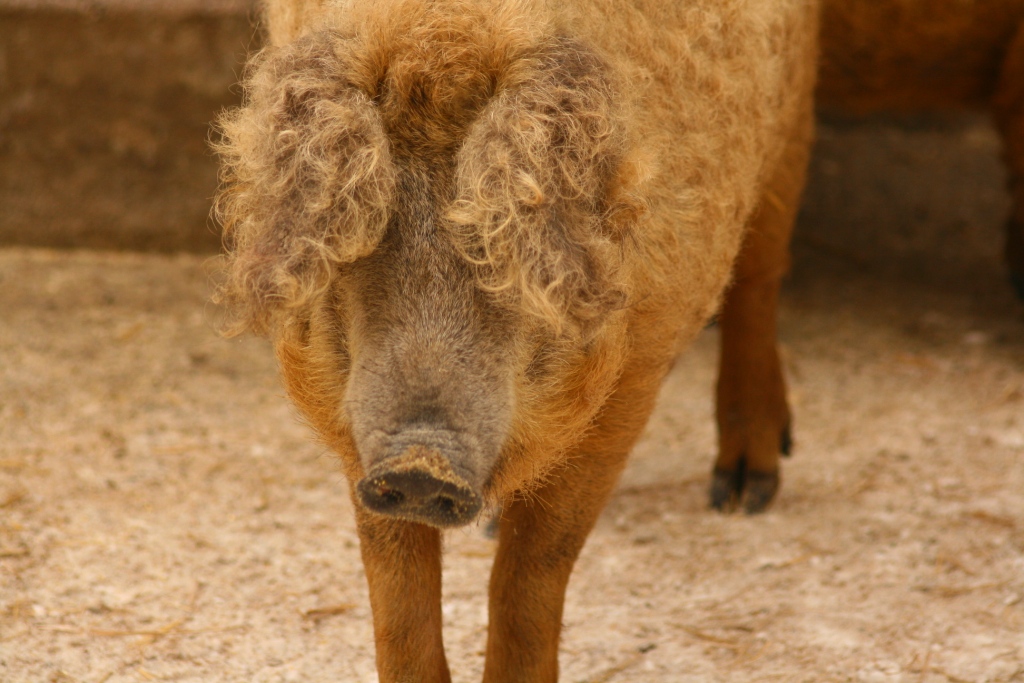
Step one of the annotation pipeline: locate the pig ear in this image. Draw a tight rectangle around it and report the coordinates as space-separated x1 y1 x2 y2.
449 38 643 335
213 32 396 336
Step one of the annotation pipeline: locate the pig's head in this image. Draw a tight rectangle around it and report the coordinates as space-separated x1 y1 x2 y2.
214 4 644 528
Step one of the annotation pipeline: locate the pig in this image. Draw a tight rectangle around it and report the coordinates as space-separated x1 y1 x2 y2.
213 0 819 680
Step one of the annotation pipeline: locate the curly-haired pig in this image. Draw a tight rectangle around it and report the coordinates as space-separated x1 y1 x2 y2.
213 0 819 680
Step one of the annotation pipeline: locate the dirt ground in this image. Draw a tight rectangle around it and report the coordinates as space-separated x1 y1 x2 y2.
3 118 1024 682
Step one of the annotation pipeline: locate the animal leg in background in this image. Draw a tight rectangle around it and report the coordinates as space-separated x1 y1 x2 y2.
712 109 814 514
994 22 1024 300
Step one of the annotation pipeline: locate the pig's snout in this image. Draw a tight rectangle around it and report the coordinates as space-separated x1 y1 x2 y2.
356 445 483 528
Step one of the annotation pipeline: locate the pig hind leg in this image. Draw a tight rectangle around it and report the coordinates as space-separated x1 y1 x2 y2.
711 108 813 514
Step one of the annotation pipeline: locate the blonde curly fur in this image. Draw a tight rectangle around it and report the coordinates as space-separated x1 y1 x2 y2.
214 34 396 335
447 37 639 333
213 0 818 494
217 0 648 337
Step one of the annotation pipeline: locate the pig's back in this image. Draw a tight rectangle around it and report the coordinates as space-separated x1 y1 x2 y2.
564 0 818 336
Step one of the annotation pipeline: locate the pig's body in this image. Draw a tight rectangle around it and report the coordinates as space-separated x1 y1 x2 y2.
215 0 818 680
818 0 1024 294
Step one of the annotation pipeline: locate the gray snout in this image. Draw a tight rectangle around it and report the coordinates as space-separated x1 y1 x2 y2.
356 445 483 528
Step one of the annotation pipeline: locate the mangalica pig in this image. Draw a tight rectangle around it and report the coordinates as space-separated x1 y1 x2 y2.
213 0 819 680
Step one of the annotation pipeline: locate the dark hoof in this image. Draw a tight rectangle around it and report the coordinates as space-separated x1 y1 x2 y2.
483 509 501 539
780 423 793 458
742 471 779 514
708 461 780 514
358 446 482 528
710 467 741 513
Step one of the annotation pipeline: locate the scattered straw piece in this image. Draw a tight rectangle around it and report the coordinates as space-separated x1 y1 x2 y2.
115 321 145 342
758 553 815 571
0 490 27 509
733 639 772 666
679 625 742 648
967 510 1017 529
302 603 358 621
88 617 187 638
915 581 1007 598
932 668 974 683
577 644 656 683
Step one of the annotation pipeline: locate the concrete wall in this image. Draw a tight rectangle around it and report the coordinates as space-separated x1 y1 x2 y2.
0 1 256 252
799 112 1010 292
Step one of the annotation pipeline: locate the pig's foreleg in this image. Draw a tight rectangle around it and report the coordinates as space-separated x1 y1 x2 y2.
354 507 451 683
482 365 666 682
482 482 611 683
712 109 813 514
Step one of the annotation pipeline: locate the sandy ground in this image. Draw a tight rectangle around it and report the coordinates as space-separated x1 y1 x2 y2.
3 122 1024 682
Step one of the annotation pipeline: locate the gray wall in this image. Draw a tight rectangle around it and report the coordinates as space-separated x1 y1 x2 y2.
0 3 256 252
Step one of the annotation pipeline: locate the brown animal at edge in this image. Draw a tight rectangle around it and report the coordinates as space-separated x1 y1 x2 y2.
818 0 1024 297
213 0 819 680
714 0 1024 516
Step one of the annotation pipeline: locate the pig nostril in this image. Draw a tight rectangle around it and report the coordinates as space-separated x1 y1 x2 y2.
435 496 456 516
378 487 404 506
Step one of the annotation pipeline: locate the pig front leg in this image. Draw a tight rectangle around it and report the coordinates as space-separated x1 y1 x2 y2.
712 110 812 514
483 480 613 683
483 365 666 682
354 506 451 683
